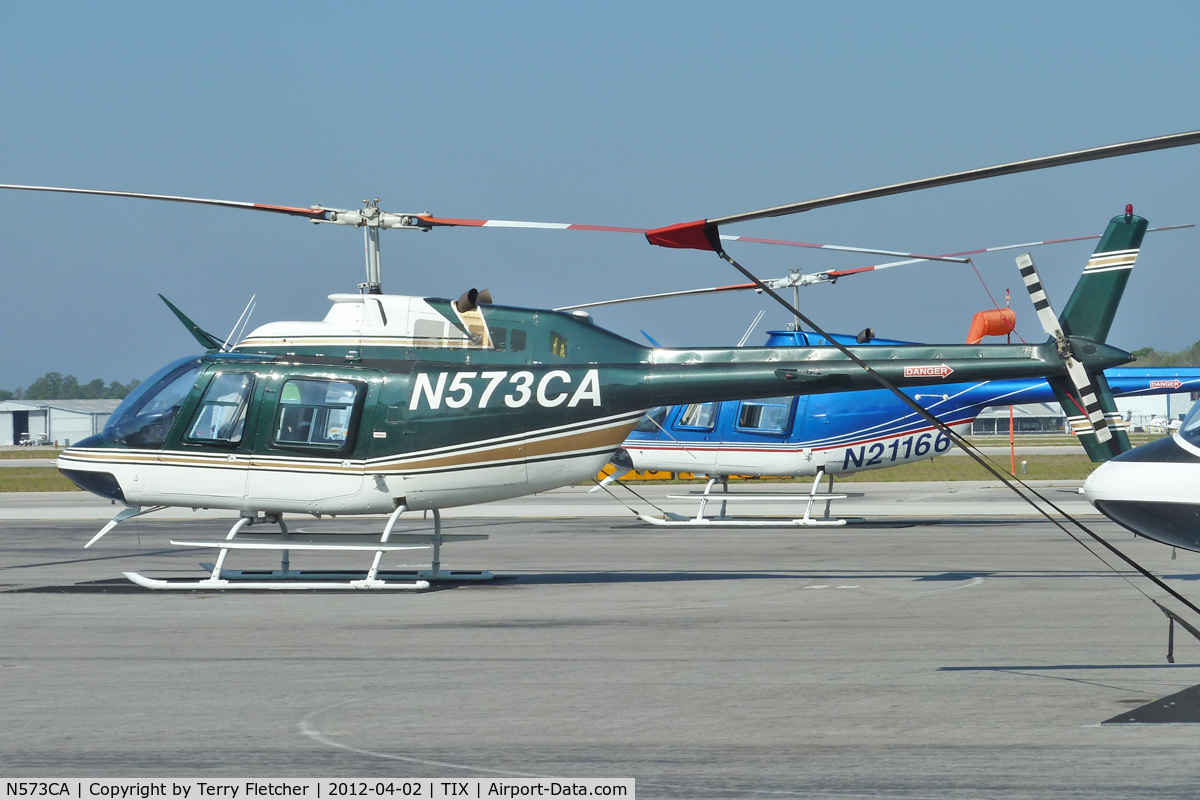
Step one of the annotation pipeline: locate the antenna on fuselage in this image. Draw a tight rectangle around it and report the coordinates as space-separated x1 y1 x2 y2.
222 294 257 352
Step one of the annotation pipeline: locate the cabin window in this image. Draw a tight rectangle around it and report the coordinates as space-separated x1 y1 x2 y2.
510 329 527 353
413 318 446 347
550 330 568 358
185 373 255 444
491 326 508 351
273 379 362 451
736 397 794 433
675 402 718 431
634 406 669 433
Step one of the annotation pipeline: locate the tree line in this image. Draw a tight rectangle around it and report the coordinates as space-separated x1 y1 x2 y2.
1130 340 1200 367
0 373 141 402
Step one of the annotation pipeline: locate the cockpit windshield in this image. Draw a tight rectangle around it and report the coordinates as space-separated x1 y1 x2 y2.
104 355 202 449
1178 402 1200 448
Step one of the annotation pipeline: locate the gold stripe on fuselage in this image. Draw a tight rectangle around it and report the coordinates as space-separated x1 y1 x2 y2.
58 413 642 478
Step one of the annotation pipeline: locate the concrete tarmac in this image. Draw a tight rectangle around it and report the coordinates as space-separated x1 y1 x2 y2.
3 485 1200 798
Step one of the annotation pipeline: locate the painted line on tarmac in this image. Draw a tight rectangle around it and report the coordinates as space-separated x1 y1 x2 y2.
299 698 550 778
911 576 986 595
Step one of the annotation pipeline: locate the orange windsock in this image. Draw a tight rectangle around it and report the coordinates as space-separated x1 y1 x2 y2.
965 308 1016 344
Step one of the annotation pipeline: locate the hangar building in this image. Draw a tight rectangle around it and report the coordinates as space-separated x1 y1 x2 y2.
0 400 121 446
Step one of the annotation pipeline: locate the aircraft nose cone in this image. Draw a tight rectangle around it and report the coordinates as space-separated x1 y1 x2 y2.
56 436 128 504
1082 460 1117 506
1084 435 1200 552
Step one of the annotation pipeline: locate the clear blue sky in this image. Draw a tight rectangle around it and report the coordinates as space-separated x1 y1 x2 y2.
2 1 1198 389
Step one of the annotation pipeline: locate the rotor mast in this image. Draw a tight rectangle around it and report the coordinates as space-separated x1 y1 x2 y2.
313 199 436 294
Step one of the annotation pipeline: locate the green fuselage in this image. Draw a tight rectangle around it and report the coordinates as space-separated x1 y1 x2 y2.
57 298 1131 514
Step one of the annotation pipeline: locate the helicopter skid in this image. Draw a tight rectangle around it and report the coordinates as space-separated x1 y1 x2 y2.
641 470 854 527
206 566 495 582
121 505 492 590
122 571 431 591
666 492 851 502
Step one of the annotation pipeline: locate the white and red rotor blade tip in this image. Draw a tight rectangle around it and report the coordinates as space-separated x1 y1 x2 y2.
413 215 649 233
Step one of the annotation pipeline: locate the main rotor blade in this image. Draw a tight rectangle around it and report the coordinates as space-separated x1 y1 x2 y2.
648 129 1200 249
714 130 1200 225
0 184 330 220
417 215 647 233
417 214 967 261
562 223 1191 311
0 184 970 263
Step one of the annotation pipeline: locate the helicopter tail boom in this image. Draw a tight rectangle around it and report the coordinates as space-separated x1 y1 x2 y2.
641 338 1133 409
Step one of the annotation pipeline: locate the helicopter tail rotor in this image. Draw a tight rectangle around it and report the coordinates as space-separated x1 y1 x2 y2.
1015 207 1148 458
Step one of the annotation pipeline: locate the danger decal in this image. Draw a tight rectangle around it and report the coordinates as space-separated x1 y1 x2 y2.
903 364 954 379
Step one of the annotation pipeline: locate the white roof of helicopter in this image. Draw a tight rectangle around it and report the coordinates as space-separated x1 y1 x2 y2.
236 293 471 349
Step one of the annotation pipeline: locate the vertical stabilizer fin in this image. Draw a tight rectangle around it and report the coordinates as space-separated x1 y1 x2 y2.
1058 207 1148 343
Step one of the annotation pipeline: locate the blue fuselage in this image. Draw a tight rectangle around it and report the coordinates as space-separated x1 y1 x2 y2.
622 330 1200 478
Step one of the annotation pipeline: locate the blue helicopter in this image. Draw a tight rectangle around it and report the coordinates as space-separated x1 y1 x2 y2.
595 209 1199 525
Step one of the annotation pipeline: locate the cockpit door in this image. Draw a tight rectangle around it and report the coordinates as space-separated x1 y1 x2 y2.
664 401 721 473
244 369 373 508
153 366 264 499
718 396 801 473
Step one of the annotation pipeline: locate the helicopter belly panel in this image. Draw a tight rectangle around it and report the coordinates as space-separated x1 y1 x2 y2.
151 452 250 499
372 430 530 511
526 449 614 493
625 444 718 475
714 445 803 476
247 462 364 505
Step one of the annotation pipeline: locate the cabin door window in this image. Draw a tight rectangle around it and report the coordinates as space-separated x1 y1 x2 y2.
675 402 718 431
185 373 255 444
735 397 795 434
273 379 362 452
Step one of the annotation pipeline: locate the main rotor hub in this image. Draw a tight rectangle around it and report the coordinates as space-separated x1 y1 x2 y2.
306 200 437 292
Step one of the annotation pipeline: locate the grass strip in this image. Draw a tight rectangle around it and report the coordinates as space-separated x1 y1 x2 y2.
0 449 64 459
0 467 80 492
835 454 1096 482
